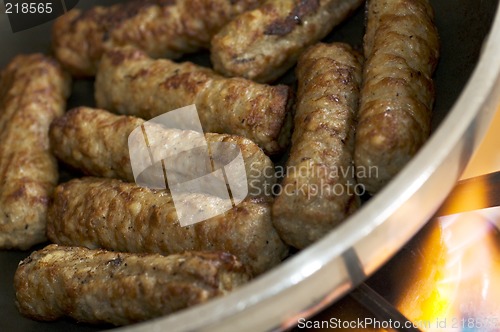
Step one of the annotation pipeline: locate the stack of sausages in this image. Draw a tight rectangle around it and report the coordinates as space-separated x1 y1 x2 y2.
1 0 439 327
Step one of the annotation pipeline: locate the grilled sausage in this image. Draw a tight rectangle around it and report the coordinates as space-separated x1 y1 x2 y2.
47 177 288 275
272 43 363 249
0 54 71 250
15 244 250 326
52 0 262 76
95 47 293 155
210 0 364 83
354 0 439 194
49 107 276 197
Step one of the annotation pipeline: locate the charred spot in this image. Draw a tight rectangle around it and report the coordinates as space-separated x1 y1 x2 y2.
264 0 320 36
52 113 70 129
328 95 341 103
233 57 255 64
303 113 312 124
73 0 176 45
161 73 187 89
77 0 176 29
274 84 292 101
160 72 203 94
20 256 33 266
106 256 123 267
335 67 354 85
106 49 126 66
107 0 175 24
9 186 26 200
128 68 150 80
218 251 236 264
106 48 145 66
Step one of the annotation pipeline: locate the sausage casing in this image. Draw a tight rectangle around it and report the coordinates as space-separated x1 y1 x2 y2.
272 43 363 249
49 107 276 197
210 0 364 83
95 47 293 155
15 244 250 326
354 0 439 194
0 54 71 250
47 177 288 275
52 0 262 76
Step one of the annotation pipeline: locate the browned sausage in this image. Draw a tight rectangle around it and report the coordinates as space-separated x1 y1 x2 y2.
0 54 71 250
47 177 289 275
95 47 293 155
52 0 262 76
15 244 250 326
272 43 363 249
354 0 439 194
210 0 364 83
49 107 276 197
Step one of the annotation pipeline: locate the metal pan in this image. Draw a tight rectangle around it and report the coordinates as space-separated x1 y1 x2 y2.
1 0 500 331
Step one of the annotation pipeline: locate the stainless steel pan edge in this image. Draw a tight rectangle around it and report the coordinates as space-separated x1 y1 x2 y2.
115 3 500 332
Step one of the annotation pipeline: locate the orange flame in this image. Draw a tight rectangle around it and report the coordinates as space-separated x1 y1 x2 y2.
396 192 500 331
395 104 500 330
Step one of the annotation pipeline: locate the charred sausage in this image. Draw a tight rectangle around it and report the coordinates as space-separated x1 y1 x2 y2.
15 244 250 325
272 43 363 249
210 0 364 83
95 47 293 155
49 107 276 197
0 54 71 250
354 0 439 194
47 177 288 275
52 0 262 76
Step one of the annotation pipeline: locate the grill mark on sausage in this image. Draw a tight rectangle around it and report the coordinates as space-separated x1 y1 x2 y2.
76 0 176 27
264 0 320 36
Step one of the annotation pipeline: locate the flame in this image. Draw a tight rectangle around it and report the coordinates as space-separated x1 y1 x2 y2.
396 209 500 331
393 105 500 331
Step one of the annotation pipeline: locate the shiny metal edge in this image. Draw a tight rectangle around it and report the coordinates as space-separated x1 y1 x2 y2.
116 4 500 332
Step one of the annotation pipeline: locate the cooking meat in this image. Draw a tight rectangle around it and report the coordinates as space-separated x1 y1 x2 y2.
52 0 262 76
354 0 439 194
272 43 363 249
0 54 71 250
47 177 288 275
95 47 293 155
14 244 250 326
49 107 276 197
210 0 365 83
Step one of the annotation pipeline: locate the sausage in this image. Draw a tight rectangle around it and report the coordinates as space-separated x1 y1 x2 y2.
14 244 250 325
0 54 71 250
272 43 363 249
47 177 288 275
52 0 262 76
49 107 276 197
353 0 439 194
95 47 293 155
210 0 364 83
